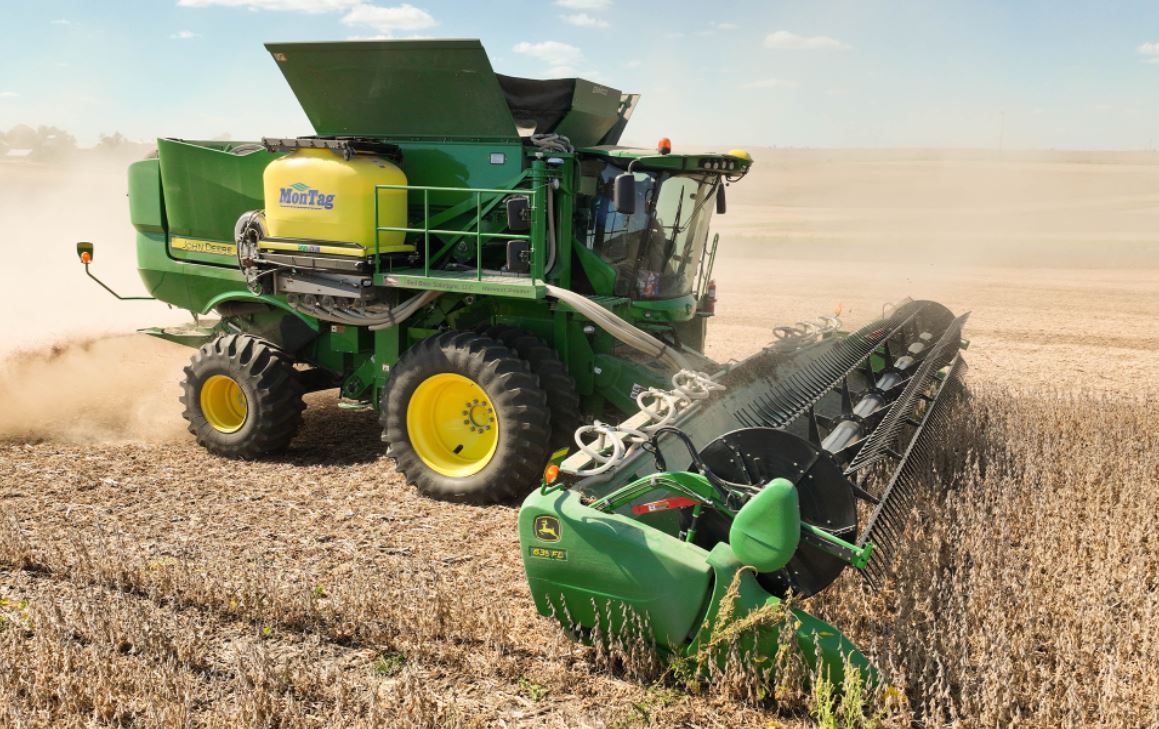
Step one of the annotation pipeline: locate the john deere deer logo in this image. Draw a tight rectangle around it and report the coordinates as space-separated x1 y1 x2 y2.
533 515 561 543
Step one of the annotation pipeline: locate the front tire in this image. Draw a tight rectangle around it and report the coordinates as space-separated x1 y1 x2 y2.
180 334 305 458
381 331 552 503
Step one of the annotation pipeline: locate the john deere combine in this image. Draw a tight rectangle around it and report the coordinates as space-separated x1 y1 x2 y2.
81 39 968 687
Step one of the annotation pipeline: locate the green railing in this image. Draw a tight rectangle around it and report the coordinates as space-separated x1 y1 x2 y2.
374 184 538 281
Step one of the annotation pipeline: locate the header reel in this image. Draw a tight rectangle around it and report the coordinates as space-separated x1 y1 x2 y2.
518 299 969 687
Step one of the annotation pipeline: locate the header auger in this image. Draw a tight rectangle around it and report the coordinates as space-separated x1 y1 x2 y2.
82 39 969 691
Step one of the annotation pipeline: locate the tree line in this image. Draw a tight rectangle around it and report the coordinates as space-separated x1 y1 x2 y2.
0 124 151 160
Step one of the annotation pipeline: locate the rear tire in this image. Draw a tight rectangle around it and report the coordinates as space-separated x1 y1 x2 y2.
382 331 552 503
180 334 305 458
480 325 583 452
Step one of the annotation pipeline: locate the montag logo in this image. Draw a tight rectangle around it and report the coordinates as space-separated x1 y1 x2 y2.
279 181 335 210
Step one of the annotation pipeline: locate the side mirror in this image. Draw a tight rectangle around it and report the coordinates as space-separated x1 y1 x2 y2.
505 195 531 232
716 184 727 215
613 172 636 215
74 240 155 301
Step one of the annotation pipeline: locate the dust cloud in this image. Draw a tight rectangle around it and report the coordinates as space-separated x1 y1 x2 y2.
713 147 1159 268
2 148 1159 442
700 148 1159 396
0 155 187 353
0 155 190 442
0 334 187 442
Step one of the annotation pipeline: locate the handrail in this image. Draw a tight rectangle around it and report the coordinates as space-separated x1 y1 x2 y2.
380 227 530 239
379 184 534 194
373 182 539 282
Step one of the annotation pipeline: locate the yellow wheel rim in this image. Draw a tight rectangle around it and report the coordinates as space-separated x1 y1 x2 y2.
200 374 248 434
407 373 499 478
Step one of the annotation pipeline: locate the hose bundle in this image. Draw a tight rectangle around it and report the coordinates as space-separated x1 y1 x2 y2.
289 290 441 329
571 370 724 476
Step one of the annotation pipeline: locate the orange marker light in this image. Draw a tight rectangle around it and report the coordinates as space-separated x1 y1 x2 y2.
80 252 92 264
544 463 560 484
657 137 672 155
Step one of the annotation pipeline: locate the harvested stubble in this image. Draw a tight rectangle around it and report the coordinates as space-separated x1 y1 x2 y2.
1 383 1157 727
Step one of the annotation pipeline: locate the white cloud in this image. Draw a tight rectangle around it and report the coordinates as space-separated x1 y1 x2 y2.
177 0 360 12
513 40 584 68
180 0 437 35
741 78 798 90
50 18 70 25
341 3 435 34
664 31 685 40
764 30 850 50
555 0 610 9
347 33 431 40
170 30 200 39
0 91 19 98
712 21 738 31
562 13 608 28
1137 42 1159 62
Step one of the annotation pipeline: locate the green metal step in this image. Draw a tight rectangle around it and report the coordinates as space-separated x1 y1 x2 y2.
139 321 221 347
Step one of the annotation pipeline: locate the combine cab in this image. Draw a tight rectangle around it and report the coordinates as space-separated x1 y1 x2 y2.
81 39 969 686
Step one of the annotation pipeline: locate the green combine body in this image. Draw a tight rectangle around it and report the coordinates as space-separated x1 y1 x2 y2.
113 39 751 499
84 39 971 694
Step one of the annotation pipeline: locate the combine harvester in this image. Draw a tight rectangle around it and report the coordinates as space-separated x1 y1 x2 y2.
78 40 968 687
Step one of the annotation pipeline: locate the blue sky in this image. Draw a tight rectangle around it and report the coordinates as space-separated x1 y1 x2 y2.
2 0 1159 149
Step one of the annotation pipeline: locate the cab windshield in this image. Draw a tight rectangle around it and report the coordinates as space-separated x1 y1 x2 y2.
579 162 718 299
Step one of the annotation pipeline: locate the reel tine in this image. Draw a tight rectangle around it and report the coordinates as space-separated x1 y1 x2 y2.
714 304 925 434
847 312 970 474
857 352 967 588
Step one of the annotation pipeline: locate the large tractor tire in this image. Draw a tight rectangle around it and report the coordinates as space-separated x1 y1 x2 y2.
180 334 305 458
381 331 552 503
479 325 583 452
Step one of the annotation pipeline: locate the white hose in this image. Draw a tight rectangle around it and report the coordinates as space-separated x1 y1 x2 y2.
544 284 692 372
572 369 725 476
367 290 442 331
530 133 573 153
545 184 557 275
291 290 440 329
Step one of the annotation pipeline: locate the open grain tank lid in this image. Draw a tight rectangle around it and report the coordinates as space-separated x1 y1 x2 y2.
265 39 637 146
